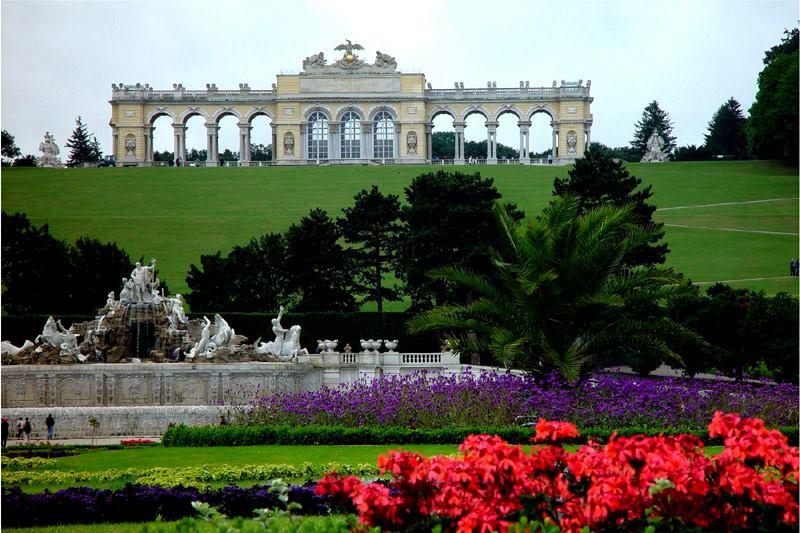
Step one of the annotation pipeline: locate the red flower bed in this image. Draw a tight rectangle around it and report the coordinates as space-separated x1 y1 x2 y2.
119 439 156 446
317 412 798 532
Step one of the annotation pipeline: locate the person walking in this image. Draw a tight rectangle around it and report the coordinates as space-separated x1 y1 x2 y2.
45 413 55 441
15 418 23 440
1 418 9 447
22 417 32 443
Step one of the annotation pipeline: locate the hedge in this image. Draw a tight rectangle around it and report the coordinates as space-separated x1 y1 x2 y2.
161 423 800 447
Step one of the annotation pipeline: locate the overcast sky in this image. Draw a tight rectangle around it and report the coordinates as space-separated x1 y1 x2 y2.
2 0 797 157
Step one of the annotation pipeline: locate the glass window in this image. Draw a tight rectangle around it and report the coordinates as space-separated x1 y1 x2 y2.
307 111 328 159
340 111 361 159
373 111 394 158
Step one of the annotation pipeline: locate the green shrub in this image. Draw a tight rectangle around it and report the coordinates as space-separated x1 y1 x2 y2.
162 423 799 447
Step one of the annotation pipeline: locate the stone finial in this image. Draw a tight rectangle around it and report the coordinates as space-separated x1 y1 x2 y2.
459 82 464 89
271 83 277 90
454 82 459 89
492 81 497 88
587 80 591 88
487 81 492 88
525 81 529 88
519 81 524 88
552 80 557 87
578 79 583 86
111 83 118 90
561 79 565 86
427 82 432 89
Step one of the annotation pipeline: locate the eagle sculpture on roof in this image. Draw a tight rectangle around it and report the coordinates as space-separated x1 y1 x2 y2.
334 39 364 53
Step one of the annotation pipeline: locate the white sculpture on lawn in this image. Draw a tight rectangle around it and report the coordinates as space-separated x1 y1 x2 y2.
641 131 668 162
38 132 63 168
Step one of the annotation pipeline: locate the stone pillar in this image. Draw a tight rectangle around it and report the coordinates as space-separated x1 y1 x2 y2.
394 124 402 161
453 122 465 164
206 123 219 166
142 127 153 164
330 123 339 161
112 129 119 160
362 122 373 160
425 123 433 163
551 122 559 160
585 128 591 148
518 121 531 164
272 127 278 162
172 123 186 163
486 121 498 164
297 124 304 164
237 123 251 164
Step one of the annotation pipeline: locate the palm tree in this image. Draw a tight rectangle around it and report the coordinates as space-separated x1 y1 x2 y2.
408 196 704 382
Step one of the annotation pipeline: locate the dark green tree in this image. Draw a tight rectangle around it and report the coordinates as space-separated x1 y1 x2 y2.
286 208 358 312
186 233 290 312
431 131 454 159
250 143 272 161
2 212 72 314
398 171 523 309
409 198 702 382
587 142 640 162
671 145 711 161
2 130 21 163
464 140 519 159
65 116 102 167
747 28 799 163
12 155 38 167
630 101 677 159
704 97 748 158
187 148 207 162
153 150 174 162
553 145 668 266
339 186 403 312
220 149 238 161
69 237 134 313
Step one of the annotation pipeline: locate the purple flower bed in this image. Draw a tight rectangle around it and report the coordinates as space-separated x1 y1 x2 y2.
1 482 345 528
231 370 798 429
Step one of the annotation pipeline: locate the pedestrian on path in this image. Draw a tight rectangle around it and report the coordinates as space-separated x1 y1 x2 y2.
22 417 32 443
45 413 55 441
16 418 23 440
1 417 9 447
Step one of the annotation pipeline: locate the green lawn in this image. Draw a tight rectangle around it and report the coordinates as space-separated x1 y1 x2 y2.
2 160 797 298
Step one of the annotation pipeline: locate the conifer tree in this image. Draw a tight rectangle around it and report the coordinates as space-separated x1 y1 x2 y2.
704 97 748 158
630 101 677 159
65 116 102 167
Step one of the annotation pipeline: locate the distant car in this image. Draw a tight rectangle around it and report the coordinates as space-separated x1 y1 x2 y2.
97 156 116 167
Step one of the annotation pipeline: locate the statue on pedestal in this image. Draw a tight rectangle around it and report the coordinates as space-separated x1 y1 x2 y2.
38 132 63 168
641 131 668 162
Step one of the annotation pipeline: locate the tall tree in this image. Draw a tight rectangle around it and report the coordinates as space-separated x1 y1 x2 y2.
630 101 677 159
186 233 290 312
704 97 748 158
409 198 703 382
339 186 403 312
65 116 102 167
69 237 134 313
398 170 523 310
553 145 669 266
747 28 799 163
2 130 21 164
286 208 358 312
431 131 455 159
250 143 272 161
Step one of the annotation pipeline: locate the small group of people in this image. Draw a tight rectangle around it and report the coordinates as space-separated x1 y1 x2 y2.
790 258 800 277
1 414 55 446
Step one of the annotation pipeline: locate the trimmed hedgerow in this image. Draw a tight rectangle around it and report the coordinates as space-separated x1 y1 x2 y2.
161 423 799 447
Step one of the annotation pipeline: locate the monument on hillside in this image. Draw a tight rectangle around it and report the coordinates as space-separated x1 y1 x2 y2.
37 132 63 168
641 131 668 162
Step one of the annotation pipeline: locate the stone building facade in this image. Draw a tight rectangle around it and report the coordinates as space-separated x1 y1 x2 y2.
109 43 593 166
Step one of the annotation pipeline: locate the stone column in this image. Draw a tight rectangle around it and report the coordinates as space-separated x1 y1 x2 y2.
585 128 591 148
394 124 402 161
425 123 433 163
362 122 373 160
172 123 186 163
142 127 153 164
272 127 278 162
453 122 465 164
486 122 498 164
551 122 559 160
112 130 119 160
518 121 531 164
237 123 251 164
330 123 339 161
206 123 219 166
297 124 304 164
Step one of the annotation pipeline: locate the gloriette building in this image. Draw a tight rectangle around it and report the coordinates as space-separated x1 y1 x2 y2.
109 42 593 166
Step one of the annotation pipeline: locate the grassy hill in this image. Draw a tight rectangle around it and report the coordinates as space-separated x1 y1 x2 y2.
2 161 797 305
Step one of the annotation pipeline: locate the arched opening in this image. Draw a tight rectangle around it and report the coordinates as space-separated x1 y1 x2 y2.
340 111 361 159
464 111 487 163
431 111 455 161
307 111 329 160
530 110 555 164
151 114 174 165
184 114 206 165
249 114 273 163
373 110 394 159
496 110 521 163
216 113 239 166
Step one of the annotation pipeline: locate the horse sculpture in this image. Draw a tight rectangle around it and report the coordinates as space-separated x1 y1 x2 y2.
256 324 309 362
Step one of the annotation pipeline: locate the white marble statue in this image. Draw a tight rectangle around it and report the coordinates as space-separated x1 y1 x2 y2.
130 259 157 303
1 340 34 356
38 132 63 168
59 329 81 359
641 131 668 162
210 314 235 349
105 291 118 313
36 317 74 348
165 294 188 333
119 277 134 304
186 316 213 360
255 308 308 361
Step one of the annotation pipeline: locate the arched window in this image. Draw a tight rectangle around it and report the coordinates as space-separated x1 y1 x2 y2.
307 112 328 159
340 111 361 159
373 111 394 158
